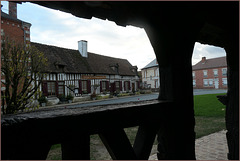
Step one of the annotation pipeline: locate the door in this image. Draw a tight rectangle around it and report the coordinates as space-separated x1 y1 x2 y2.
214 79 219 89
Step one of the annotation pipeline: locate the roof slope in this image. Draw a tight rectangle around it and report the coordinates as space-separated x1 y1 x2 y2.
1 11 31 25
192 56 227 70
31 42 93 73
141 58 158 70
31 42 136 76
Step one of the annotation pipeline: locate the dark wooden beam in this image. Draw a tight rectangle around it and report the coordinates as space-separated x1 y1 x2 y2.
133 124 159 159
99 128 137 160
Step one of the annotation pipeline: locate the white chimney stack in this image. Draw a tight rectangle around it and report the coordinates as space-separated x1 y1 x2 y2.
78 40 88 57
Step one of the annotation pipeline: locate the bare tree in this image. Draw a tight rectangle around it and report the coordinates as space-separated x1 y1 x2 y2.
1 38 47 114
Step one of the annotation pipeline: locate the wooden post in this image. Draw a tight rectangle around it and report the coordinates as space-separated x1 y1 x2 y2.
225 34 239 160
144 13 203 159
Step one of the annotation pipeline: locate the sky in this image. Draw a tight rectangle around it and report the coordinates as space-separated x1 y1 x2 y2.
1 1 226 69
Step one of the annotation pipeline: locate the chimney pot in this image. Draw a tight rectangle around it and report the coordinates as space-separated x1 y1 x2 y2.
78 40 88 58
202 57 206 64
9 2 17 18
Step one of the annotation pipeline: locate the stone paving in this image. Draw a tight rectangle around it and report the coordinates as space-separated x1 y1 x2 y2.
149 130 228 160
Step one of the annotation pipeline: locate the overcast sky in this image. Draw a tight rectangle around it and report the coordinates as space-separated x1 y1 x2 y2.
1 2 226 69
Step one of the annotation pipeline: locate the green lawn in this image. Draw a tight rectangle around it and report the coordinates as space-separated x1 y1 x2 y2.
194 93 226 117
194 93 226 138
47 93 227 160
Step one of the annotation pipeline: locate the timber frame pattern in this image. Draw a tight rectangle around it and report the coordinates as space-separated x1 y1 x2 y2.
1 2 239 160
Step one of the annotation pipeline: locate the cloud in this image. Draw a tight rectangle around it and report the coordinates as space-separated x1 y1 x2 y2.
15 2 225 70
192 42 226 65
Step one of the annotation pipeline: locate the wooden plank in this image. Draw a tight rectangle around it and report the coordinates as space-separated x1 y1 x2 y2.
99 128 137 160
133 125 159 159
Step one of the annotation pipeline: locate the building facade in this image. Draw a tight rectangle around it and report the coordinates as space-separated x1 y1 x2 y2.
141 59 160 91
1 2 31 45
1 2 31 92
192 56 227 89
32 41 140 98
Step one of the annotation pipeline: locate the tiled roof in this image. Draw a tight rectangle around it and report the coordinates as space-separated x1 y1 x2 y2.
31 42 137 76
141 58 158 70
192 56 227 70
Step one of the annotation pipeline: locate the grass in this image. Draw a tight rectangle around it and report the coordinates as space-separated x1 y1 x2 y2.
47 92 227 160
194 93 226 117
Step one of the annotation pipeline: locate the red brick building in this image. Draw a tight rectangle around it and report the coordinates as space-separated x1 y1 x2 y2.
1 2 31 45
1 2 31 91
192 56 227 89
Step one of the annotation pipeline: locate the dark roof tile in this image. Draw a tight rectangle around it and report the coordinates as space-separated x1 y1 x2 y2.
192 56 227 70
31 42 136 76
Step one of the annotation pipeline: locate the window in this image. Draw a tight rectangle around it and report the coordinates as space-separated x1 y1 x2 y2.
101 81 107 91
192 71 195 78
222 78 228 86
222 68 227 76
203 70 208 77
203 79 208 86
124 81 130 91
82 80 87 92
115 81 120 89
193 80 196 87
58 82 64 95
1 29 4 36
154 69 158 77
209 79 213 86
213 69 218 77
47 82 56 96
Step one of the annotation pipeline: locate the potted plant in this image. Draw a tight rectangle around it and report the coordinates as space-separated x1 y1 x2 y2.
58 94 67 103
90 92 97 100
38 95 47 107
66 94 74 103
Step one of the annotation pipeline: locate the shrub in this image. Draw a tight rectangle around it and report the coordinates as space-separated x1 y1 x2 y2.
66 94 74 100
38 95 47 103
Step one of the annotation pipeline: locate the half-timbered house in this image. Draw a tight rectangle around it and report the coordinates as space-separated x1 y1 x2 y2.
31 41 140 98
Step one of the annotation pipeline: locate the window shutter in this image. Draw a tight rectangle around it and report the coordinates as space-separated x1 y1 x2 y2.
124 81 126 91
55 81 59 96
79 80 82 94
128 81 131 90
106 81 109 91
100 81 102 92
87 80 91 93
120 81 122 91
113 82 116 92
42 81 48 96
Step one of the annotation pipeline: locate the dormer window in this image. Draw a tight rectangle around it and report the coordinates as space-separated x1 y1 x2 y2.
54 62 66 72
109 63 119 74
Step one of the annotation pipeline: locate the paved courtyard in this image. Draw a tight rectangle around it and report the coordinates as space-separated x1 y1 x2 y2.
149 130 228 160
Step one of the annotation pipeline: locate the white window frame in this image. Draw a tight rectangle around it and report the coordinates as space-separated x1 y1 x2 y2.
213 69 218 77
222 78 228 86
222 68 227 76
209 79 213 86
193 80 196 87
203 79 208 86
203 70 208 77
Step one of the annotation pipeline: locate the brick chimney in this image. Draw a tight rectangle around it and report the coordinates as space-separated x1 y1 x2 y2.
201 57 206 64
78 40 88 57
9 2 17 18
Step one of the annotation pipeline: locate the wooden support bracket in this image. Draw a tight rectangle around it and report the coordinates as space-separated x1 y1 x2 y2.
99 128 137 160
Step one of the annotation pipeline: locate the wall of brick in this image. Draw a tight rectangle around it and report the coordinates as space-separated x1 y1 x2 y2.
193 67 228 89
1 18 24 44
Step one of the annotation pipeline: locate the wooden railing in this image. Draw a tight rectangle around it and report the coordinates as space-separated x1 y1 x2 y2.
1 99 172 160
